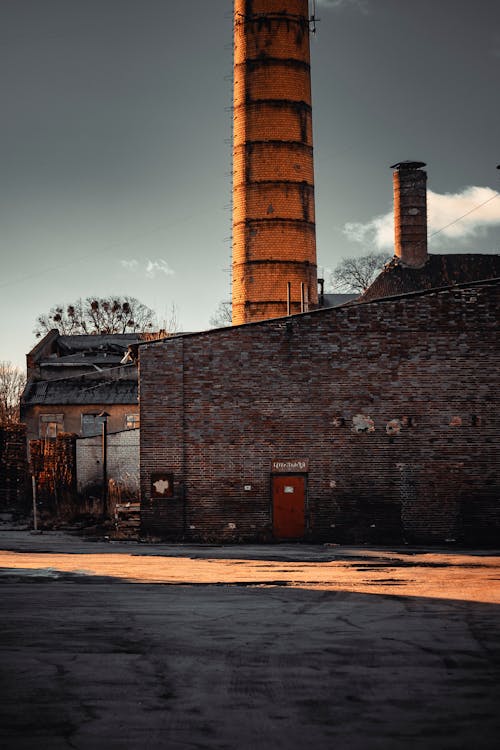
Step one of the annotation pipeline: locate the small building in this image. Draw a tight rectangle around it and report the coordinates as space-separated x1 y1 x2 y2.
138 276 499 545
362 253 500 302
362 161 500 301
137 161 500 545
20 331 141 441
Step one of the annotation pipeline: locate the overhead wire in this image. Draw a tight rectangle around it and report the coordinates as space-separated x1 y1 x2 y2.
0 207 213 291
2 185 498 292
428 190 500 240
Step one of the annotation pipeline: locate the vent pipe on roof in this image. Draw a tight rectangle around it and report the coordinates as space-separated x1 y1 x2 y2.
391 161 428 268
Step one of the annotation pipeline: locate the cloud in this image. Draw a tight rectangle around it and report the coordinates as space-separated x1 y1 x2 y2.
429 187 500 240
344 213 393 250
121 258 175 278
343 186 500 250
145 259 175 278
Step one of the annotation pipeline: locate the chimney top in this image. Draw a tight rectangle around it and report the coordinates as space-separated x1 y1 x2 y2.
390 160 426 171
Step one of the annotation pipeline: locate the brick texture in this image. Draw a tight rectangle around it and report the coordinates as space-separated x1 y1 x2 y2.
234 102 313 145
0 424 29 514
233 182 315 227
393 164 428 267
140 280 500 545
232 0 318 325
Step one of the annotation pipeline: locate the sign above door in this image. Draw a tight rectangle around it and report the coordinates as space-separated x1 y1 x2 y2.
271 459 309 473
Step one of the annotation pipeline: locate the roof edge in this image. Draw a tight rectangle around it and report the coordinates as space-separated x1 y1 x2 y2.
136 275 500 352
27 329 60 363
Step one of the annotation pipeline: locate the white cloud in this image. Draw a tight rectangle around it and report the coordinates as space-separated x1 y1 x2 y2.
121 258 175 278
344 212 393 249
343 186 500 250
145 259 175 278
429 187 500 240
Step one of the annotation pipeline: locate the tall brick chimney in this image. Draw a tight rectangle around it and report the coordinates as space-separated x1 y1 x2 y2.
391 161 428 268
232 0 318 325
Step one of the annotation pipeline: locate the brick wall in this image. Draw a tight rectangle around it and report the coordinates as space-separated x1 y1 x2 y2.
0 424 29 514
76 428 139 495
140 280 500 544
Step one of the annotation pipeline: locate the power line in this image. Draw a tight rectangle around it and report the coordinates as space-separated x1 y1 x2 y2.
429 190 500 240
3 188 498 294
0 208 213 291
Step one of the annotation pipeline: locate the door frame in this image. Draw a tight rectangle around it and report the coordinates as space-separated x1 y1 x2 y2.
270 472 309 540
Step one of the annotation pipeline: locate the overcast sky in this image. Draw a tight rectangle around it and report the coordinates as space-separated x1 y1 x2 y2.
1 0 499 368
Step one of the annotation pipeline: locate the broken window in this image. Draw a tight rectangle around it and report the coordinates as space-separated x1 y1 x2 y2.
39 414 64 438
125 414 140 429
81 413 107 436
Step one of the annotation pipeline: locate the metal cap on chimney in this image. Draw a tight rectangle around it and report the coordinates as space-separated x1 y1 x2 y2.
391 160 428 269
390 160 426 171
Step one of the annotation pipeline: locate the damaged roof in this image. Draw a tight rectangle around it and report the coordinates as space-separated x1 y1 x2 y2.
40 334 143 366
23 331 141 408
22 376 138 406
362 253 500 302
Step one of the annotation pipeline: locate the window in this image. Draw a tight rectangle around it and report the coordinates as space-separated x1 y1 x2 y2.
81 413 107 436
39 414 64 438
125 414 140 429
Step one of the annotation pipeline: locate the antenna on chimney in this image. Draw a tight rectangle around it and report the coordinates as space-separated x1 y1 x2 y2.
309 0 318 33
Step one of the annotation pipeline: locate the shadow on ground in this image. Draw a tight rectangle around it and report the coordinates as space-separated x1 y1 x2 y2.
1 564 500 750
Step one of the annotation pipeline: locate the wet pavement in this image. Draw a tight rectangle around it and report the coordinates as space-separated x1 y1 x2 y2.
1 529 499 749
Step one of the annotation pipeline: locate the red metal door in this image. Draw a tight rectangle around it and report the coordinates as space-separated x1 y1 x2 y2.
272 475 305 539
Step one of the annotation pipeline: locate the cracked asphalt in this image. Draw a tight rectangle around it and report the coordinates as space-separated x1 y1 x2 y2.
1 529 499 749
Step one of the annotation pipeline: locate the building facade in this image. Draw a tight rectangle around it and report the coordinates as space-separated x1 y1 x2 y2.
21 331 140 441
139 278 500 544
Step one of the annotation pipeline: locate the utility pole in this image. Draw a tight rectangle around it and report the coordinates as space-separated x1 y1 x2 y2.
98 411 110 520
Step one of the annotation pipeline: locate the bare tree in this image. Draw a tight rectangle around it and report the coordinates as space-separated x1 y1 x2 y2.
34 296 156 338
0 361 26 424
209 301 232 328
155 303 179 336
141 304 180 340
328 252 392 293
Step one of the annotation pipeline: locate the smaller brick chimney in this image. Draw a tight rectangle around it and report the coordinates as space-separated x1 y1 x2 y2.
391 161 428 268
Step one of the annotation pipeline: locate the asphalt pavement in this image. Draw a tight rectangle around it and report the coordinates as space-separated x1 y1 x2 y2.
1 529 499 749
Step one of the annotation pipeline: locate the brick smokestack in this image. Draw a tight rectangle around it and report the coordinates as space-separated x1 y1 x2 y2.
391 161 428 268
232 0 318 325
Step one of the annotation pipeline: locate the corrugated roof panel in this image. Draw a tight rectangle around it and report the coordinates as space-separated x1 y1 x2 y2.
23 378 138 406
